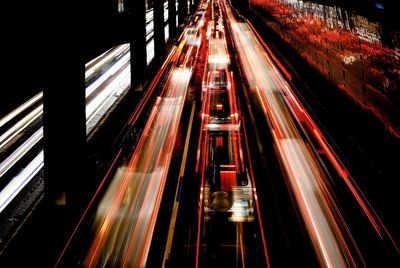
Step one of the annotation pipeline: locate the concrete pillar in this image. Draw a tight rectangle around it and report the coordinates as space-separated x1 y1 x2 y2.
154 0 166 59
234 0 249 16
43 4 86 212
178 0 189 26
168 0 178 37
127 0 147 89
189 0 196 14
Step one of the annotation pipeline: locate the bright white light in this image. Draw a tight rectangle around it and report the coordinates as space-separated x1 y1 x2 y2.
165 25 169 42
164 1 169 22
86 62 130 119
0 151 43 213
147 39 155 65
0 105 42 150
0 128 43 178
0 92 42 130
86 53 130 99
171 67 192 80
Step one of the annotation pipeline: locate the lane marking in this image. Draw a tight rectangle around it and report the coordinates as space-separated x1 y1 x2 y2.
162 101 196 267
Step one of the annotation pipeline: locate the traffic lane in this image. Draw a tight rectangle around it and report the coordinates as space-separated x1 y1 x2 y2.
195 127 269 268
221 2 320 266
225 1 398 265
248 10 400 260
164 19 212 268
231 20 359 267
232 23 360 266
166 107 267 267
237 79 320 267
225 2 356 267
83 67 191 268
199 2 316 266
139 76 197 268
164 101 202 268
241 16 399 264
0 104 43 164
280 77 400 264
196 7 268 264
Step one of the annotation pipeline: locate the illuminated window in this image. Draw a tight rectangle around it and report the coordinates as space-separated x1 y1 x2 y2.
165 25 169 42
176 0 179 27
146 19 154 41
146 0 155 65
117 0 124 13
164 0 169 42
146 38 155 65
164 1 169 22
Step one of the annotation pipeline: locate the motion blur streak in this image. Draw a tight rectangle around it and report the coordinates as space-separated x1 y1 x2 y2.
0 151 43 212
251 2 398 254
195 1 269 265
85 47 131 134
223 0 370 266
84 67 191 268
85 51 130 100
0 128 42 179
85 44 130 79
86 54 130 122
276 139 353 267
0 92 42 130
246 20 398 250
0 105 42 149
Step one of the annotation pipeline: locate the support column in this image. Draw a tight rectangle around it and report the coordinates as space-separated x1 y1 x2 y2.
127 0 147 90
178 0 189 27
234 0 249 16
189 0 196 14
168 0 178 37
41 9 89 264
43 7 86 211
154 0 166 60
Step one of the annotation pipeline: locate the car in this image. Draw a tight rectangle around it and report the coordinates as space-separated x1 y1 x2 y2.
196 8 206 16
206 69 229 90
185 27 202 47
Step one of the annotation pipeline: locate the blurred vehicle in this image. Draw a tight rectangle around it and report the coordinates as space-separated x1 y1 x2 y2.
205 69 229 90
203 130 253 222
185 27 202 47
208 38 230 69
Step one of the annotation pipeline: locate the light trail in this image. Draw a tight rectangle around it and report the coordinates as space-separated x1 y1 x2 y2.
0 105 43 150
195 1 269 266
0 151 43 213
84 67 192 267
85 50 130 99
252 3 399 254
0 92 42 130
86 56 130 124
61 5 203 266
208 38 230 68
224 0 362 266
0 128 43 180
85 44 129 77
